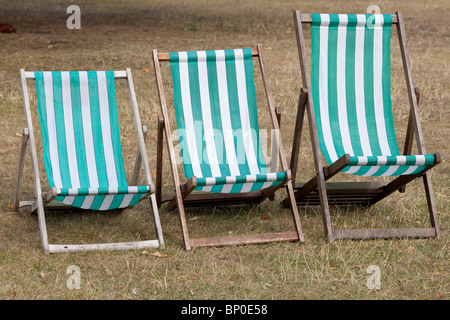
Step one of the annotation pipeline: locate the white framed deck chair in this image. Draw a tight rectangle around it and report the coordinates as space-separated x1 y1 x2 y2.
13 68 165 254
284 11 441 242
152 45 304 250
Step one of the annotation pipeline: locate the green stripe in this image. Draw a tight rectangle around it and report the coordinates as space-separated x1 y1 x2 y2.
35 72 55 187
224 49 250 193
327 14 346 159
363 18 381 156
187 51 212 179
87 71 109 187
105 71 127 186
71 196 86 208
90 195 105 210
345 14 364 156
311 14 331 164
52 72 72 188
69 71 90 187
205 50 229 193
380 15 399 156
242 48 266 191
110 194 125 209
128 194 144 207
170 52 194 179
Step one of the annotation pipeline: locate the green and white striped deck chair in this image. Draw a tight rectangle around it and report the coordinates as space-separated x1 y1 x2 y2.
287 11 441 242
14 68 164 254
153 45 303 250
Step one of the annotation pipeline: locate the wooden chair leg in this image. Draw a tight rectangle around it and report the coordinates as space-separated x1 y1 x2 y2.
156 115 164 208
269 107 282 201
400 87 420 193
13 128 29 211
131 126 148 186
423 172 441 238
285 180 304 242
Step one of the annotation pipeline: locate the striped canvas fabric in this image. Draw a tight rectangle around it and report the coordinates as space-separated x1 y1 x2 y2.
34 71 151 210
310 14 436 176
169 48 287 193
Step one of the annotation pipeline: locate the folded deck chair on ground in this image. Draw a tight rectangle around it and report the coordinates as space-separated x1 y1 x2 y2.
283 11 441 242
153 45 304 250
13 68 164 254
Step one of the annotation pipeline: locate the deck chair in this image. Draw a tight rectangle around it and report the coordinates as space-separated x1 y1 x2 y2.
284 11 441 242
152 45 304 250
13 68 165 253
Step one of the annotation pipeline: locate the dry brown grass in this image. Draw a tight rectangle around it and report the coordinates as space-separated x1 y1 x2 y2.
0 0 448 300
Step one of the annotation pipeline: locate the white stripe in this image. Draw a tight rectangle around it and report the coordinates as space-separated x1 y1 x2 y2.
415 155 426 166
266 172 278 181
79 71 99 188
127 186 138 193
240 183 254 193
178 52 203 178
216 50 240 176
380 165 400 176
362 166 380 176
99 195 115 210
81 195 95 209
197 51 221 177
43 72 62 187
119 194 135 208
234 49 260 174
373 15 391 156
376 156 388 166
62 196 75 205
261 181 274 190
354 15 372 157
220 184 233 193
61 72 81 188
319 14 338 162
97 71 119 187
356 156 368 166
402 166 418 175
336 14 354 156
396 156 407 165
226 176 237 184
204 177 216 186
343 166 361 174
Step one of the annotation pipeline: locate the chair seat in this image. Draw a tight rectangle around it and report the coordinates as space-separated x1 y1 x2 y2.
57 185 153 196
341 154 436 177
348 154 435 166
196 171 287 187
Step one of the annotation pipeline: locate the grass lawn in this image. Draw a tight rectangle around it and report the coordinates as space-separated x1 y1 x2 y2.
0 0 448 299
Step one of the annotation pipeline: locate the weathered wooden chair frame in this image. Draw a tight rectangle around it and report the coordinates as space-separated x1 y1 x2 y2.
153 45 304 250
13 68 165 254
284 11 441 242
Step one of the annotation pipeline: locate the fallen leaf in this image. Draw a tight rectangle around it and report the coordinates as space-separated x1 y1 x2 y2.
8 205 14 210
330 267 336 270
437 293 443 299
16 133 22 137
142 250 149 255
407 246 414 252
143 68 149 72
189 216 199 221
151 251 167 258
47 44 54 49
40 272 45 278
